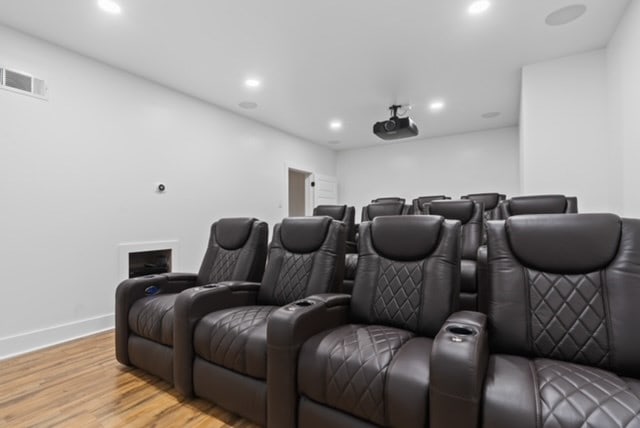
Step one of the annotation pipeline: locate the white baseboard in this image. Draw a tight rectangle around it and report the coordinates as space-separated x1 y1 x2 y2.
0 313 115 360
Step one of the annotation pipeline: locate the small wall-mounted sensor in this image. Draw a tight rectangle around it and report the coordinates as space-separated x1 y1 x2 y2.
156 183 166 193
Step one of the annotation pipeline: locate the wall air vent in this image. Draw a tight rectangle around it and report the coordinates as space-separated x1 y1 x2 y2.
0 67 48 100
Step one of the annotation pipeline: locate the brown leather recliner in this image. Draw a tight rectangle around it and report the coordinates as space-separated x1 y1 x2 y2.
313 205 356 253
361 201 410 221
411 195 451 215
424 199 484 310
172 216 346 426
445 214 640 428
114 217 268 383
461 192 506 220
498 194 578 218
268 215 478 428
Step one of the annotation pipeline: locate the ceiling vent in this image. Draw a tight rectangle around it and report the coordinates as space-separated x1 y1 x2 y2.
0 67 48 100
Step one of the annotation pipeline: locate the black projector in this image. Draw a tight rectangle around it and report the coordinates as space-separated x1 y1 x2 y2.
373 105 419 140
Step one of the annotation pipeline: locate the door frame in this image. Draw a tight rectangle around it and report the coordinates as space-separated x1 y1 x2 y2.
284 162 315 217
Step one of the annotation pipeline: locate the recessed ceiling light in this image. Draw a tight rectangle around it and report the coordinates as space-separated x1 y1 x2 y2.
468 1 491 15
328 140 341 145
238 101 258 109
329 120 343 131
429 100 445 112
545 4 587 26
97 0 121 14
481 111 501 119
244 79 261 88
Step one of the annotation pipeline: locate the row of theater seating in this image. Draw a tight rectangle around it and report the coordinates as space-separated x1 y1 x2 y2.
116 206 640 427
319 194 580 312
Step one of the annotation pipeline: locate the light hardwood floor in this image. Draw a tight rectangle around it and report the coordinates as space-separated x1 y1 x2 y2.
0 331 258 428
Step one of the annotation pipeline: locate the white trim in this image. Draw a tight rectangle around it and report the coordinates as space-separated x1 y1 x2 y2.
117 240 180 283
284 162 315 217
0 313 114 360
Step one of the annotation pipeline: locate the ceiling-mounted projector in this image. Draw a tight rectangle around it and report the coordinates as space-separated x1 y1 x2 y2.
373 104 419 140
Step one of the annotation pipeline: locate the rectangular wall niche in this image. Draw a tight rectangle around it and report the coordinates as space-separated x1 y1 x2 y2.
118 240 180 282
128 249 171 278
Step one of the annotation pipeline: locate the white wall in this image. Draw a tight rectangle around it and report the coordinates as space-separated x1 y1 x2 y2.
0 25 336 359
520 50 621 213
336 127 520 214
607 0 640 217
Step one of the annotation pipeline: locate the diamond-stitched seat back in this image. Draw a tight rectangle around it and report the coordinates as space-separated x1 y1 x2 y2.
486 214 640 377
257 217 346 306
351 216 461 337
196 218 268 286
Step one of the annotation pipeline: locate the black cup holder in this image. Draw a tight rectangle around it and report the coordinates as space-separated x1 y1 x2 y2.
446 325 477 336
202 284 219 289
295 300 314 307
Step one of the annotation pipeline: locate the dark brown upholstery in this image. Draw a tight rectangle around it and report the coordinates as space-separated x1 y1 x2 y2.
173 216 346 426
462 192 506 220
498 194 578 218
267 215 461 428
480 214 640 428
115 218 268 383
411 195 450 215
425 199 484 310
313 205 356 252
360 201 409 222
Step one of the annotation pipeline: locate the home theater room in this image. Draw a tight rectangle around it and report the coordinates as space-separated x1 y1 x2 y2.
1 0 640 427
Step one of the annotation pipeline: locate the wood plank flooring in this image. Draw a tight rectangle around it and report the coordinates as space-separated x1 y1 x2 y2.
0 331 258 428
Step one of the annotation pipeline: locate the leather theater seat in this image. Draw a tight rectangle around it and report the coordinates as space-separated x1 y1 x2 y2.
411 195 450 215
461 192 505 220
267 215 472 428
479 214 640 428
172 216 346 426
313 204 356 253
115 217 268 383
424 199 483 310
499 194 578 218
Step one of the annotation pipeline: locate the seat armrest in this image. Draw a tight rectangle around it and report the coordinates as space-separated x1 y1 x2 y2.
213 280 261 292
173 283 260 397
115 273 198 365
430 311 488 428
267 293 350 428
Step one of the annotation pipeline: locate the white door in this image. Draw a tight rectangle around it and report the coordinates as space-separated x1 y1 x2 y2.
314 174 338 207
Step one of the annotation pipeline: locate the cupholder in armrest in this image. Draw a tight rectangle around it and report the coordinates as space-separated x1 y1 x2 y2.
202 284 219 289
446 325 477 336
295 300 314 307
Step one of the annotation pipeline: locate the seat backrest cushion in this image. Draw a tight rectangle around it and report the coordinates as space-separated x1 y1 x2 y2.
197 218 268 285
313 205 346 220
504 194 570 217
426 200 483 260
411 195 449 214
486 214 640 377
258 216 346 306
362 201 406 221
351 215 460 337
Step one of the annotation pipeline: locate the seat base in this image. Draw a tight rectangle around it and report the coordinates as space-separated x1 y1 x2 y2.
193 357 266 426
299 396 376 428
128 335 173 384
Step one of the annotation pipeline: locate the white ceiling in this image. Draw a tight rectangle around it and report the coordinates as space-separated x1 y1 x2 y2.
0 0 630 149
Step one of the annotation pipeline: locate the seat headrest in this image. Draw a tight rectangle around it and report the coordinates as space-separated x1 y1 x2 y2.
465 193 501 210
280 216 332 253
313 205 346 220
372 197 406 204
367 202 405 219
215 218 256 250
371 215 444 261
509 195 567 215
416 195 448 205
426 200 474 224
506 214 621 273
